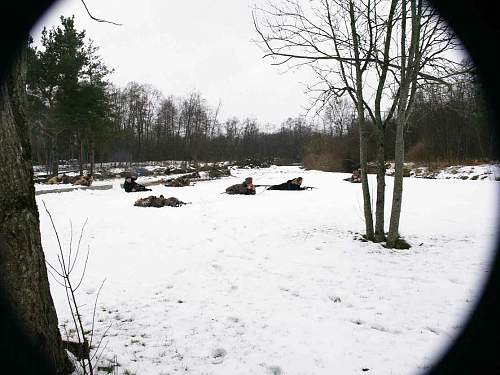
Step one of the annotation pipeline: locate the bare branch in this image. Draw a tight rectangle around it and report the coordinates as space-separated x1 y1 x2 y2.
70 218 88 274
89 278 106 351
80 0 122 26
73 245 91 291
90 323 113 362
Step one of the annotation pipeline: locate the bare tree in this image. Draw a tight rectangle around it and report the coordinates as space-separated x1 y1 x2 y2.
385 0 459 247
322 98 355 137
253 0 466 245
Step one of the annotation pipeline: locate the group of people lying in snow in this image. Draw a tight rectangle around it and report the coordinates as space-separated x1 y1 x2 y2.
225 176 311 195
123 174 312 196
124 171 361 195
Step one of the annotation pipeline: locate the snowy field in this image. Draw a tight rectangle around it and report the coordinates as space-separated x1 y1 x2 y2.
36 166 499 375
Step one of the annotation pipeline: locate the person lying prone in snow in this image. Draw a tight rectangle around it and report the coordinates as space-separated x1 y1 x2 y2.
134 195 188 207
267 177 307 190
343 169 362 183
123 176 152 192
225 177 256 195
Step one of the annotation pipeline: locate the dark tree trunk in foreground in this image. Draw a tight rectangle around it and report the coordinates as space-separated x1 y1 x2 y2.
0 46 72 374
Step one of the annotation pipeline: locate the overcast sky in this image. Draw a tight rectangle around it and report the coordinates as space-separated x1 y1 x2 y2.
31 0 314 128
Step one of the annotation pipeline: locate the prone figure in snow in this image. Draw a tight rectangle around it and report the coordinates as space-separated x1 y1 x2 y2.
267 177 307 190
225 177 256 195
123 175 152 192
164 176 191 187
73 174 92 186
343 169 362 183
134 195 189 208
48 173 73 185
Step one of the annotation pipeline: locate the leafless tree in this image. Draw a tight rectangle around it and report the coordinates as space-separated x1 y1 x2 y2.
42 203 111 375
253 0 467 245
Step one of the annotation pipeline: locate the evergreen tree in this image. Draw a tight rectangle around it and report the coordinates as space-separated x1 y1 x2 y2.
27 15 112 176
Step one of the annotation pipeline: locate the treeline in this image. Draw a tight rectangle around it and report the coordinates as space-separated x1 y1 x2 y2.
405 77 496 162
26 16 494 177
303 74 495 171
26 16 315 174
106 84 313 163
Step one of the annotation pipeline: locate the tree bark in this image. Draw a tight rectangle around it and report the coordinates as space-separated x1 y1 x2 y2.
374 128 386 242
0 45 72 373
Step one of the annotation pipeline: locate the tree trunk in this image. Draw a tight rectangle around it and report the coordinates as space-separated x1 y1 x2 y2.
387 113 406 247
89 137 95 177
0 45 72 373
372 0 397 243
79 137 84 176
374 128 386 242
51 132 58 177
359 118 374 241
349 0 374 240
387 0 420 248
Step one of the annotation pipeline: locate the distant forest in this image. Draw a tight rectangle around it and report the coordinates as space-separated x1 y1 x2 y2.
27 16 496 176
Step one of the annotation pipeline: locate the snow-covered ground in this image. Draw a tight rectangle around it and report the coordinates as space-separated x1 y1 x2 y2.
34 179 113 192
385 162 500 180
34 175 185 193
434 163 500 180
36 166 498 375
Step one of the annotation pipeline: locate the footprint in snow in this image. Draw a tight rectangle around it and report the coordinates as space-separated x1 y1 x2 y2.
210 348 227 364
279 286 299 297
426 327 441 335
328 296 342 303
267 365 283 375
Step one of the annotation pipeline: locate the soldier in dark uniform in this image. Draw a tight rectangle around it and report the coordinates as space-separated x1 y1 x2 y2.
123 176 152 192
225 177 256 195
268 177 306 190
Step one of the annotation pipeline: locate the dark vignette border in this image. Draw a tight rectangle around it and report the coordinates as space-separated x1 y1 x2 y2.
0 1 498 373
